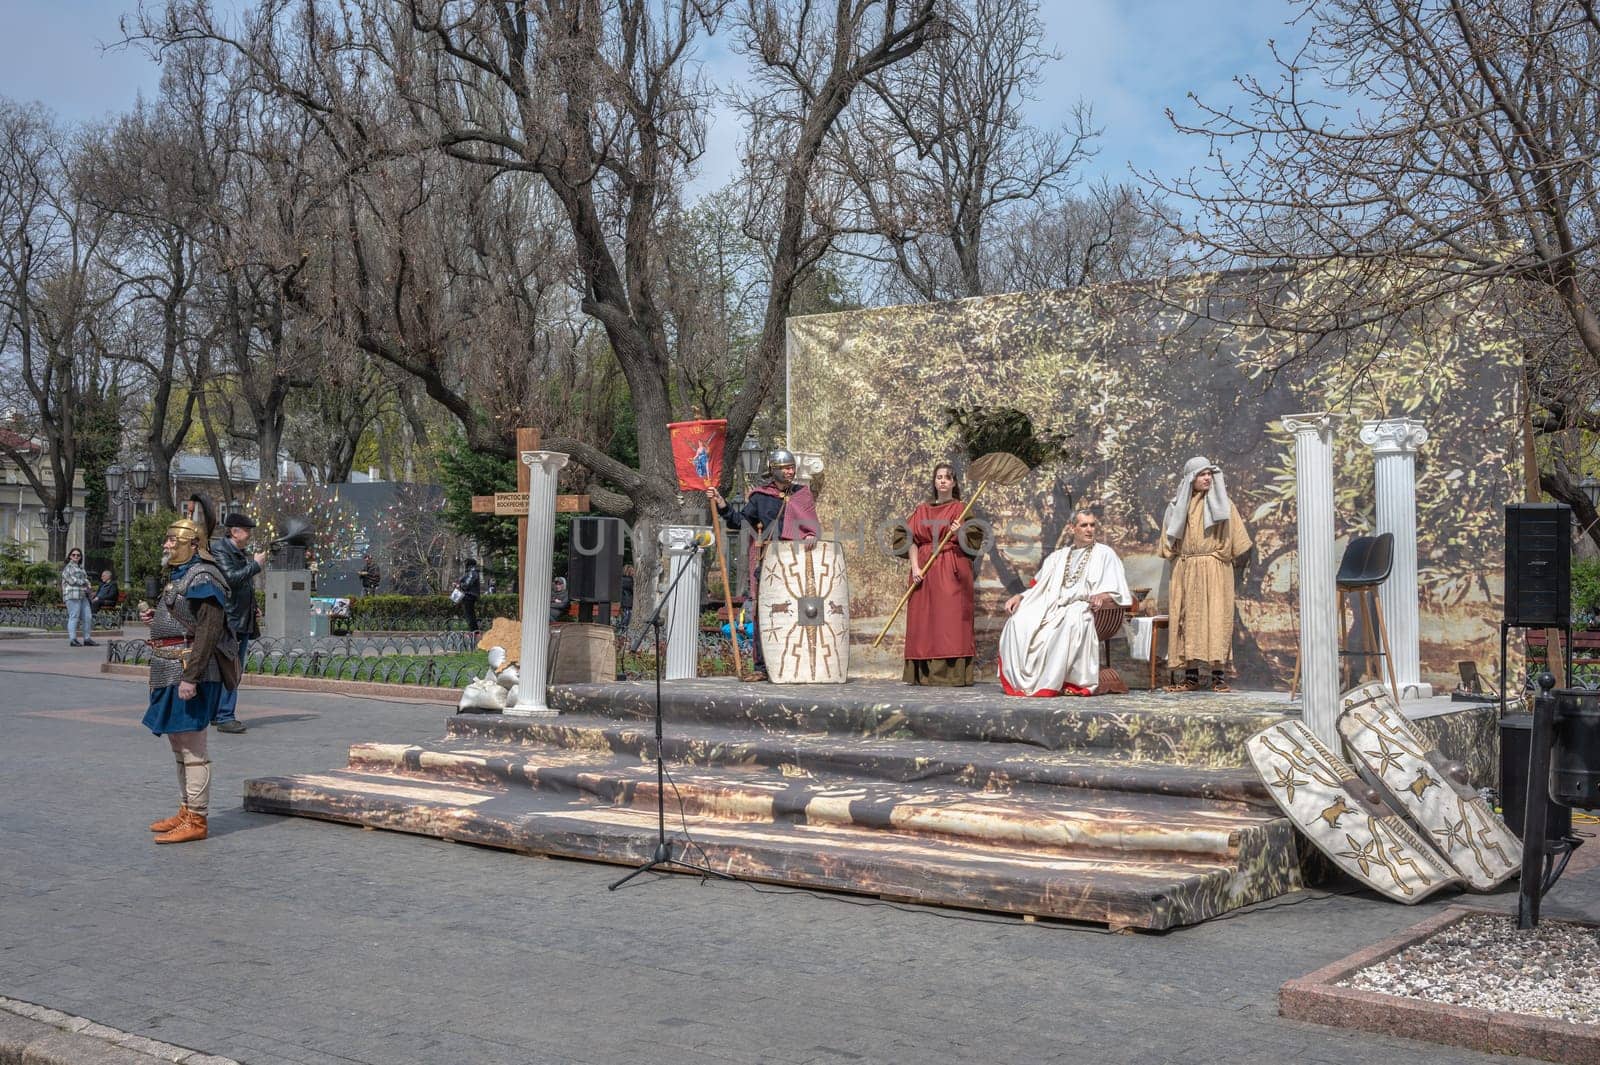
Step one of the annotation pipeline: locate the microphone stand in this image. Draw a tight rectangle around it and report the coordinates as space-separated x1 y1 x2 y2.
610 536 734 891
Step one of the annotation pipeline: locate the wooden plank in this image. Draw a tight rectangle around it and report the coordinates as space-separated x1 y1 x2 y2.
556 494 590 513
470 495 496 514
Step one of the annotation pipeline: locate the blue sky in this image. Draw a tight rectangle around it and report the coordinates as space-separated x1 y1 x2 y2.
2 0 1301 192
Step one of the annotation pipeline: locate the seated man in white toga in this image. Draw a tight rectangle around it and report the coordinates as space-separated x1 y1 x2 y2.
997 509 1132 697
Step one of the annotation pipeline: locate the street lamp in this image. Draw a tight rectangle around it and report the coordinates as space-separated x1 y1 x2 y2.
1580 476 1600 512
37 505 73 560
738 434 765 494
106 461 150 588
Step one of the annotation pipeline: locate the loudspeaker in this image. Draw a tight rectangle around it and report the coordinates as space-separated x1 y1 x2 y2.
1504 504 1571 627
567 516 625 603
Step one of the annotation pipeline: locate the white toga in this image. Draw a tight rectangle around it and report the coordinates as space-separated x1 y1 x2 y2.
998 542 1131 696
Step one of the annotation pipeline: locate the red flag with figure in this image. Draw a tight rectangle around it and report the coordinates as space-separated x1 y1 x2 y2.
667 419 728 491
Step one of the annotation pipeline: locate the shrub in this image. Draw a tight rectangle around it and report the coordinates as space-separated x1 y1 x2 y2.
343 593 519 630
1575 557 1600 627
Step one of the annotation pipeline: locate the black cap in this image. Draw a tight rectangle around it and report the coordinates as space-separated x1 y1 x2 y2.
223 513 256 529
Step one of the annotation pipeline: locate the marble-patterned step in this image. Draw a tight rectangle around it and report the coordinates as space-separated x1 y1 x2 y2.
445 713 1275 806
343 740 1291 864
547 679 1292 768
243 769 1291 930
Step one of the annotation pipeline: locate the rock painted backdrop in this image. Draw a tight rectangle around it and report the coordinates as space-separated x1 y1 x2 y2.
785 273 1525 687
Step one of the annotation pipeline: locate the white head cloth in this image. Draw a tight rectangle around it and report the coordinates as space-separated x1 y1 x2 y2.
1163 456 1231 541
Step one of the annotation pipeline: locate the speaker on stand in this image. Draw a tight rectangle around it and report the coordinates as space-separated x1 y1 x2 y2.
1500 502 1573 715
567 516 626 624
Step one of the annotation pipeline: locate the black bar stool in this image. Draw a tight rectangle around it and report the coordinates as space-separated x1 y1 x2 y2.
1290 533 1399 698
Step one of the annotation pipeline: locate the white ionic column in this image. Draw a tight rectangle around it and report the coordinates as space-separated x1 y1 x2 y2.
507 450 569 716
659 525 710 680
1284 413 1345 745
1360 417 1432 700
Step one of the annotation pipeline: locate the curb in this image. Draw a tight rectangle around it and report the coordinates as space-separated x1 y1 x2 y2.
0 630 125 641
1279 906 1600 1064
99 662 455 704
0 995 239 1065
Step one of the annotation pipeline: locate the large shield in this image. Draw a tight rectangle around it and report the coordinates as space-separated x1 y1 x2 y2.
758 540 849 683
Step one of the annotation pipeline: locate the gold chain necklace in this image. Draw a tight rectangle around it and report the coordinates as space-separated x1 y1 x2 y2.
1063 545 1092 587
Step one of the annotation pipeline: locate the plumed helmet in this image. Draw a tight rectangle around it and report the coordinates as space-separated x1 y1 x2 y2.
767 448 797 470
166 494 218 566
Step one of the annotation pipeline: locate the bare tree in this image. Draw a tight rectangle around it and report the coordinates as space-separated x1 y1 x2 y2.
840 0 1096 301
1150 0 1600 541
79 98 214 509
0 101 126 560
132 0 942 630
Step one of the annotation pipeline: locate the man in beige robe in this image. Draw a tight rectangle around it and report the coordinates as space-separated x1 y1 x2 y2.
1160 457 1253 692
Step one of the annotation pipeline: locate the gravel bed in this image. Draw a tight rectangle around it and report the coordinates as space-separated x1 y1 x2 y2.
1339 911 1600 1024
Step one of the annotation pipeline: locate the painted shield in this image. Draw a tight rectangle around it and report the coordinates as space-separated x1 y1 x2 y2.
1246 719 1460 903
1337 683 1519 891
758 540 849 683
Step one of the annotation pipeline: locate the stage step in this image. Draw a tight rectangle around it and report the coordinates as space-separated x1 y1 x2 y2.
547 679 1292 768
341 740 1290 864
444 714 1275 806
244 768 1294 930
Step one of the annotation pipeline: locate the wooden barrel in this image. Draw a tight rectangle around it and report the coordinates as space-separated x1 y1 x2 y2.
758 540 850 683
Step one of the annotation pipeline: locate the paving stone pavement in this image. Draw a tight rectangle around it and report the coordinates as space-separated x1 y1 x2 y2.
3 638 1596 1065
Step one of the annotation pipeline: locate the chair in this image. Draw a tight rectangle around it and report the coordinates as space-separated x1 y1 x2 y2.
1092 598 1132 695
1289 533 1399 698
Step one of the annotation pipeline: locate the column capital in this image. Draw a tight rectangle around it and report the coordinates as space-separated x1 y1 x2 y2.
520 450 570 473
1281 412 1346 440
1358 417 1429 456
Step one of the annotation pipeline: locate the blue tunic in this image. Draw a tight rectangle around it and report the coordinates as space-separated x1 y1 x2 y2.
142 681 226 735
142 560 230 736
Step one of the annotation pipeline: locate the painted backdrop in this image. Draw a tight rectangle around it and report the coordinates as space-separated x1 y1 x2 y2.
786 272 1525 688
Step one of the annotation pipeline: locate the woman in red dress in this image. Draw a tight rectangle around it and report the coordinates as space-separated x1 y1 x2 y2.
903 462 977 686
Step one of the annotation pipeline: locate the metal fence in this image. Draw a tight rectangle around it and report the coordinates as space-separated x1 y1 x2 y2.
107 633 484 688
0 606 128 631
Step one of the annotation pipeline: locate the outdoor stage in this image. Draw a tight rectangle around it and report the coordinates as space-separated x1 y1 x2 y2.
243 679 1497 931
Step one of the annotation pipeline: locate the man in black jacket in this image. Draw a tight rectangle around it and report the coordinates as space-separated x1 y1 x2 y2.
455 558 482 633
211 513 266 734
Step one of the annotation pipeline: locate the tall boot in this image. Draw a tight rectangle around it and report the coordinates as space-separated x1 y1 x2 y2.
156 751 210 844
150 755 188 831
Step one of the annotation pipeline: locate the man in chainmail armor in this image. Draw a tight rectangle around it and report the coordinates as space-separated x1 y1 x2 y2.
141 495 239 844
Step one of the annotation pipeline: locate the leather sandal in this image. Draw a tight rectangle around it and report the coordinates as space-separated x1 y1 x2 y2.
1210 677 1232 693
1165 678 1200 692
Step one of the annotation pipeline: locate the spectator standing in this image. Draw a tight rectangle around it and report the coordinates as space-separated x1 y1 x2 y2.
358 554 381 596
61 548 95 647
455 559 482 633
549 576 570 622
618 563 635 629
210 514 266 734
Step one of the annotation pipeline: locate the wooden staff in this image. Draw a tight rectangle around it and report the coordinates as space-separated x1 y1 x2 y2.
709 518 743 676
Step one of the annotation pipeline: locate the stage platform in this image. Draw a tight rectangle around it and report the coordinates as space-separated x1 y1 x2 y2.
241 680 1495 930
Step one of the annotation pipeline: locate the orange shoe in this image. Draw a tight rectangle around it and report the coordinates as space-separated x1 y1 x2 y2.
149 805 188 832
154 811 207 844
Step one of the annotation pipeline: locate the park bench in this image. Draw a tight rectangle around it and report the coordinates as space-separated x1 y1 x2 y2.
0 589 31 606
1527 629 1600 668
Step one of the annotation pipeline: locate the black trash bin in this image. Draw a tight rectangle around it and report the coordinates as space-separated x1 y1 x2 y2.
1500 713 1572 841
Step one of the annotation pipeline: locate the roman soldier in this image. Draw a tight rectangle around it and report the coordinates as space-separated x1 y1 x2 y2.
705 448 821 681
141 495 239 844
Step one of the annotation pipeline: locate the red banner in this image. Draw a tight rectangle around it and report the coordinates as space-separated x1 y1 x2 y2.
667 419 728 491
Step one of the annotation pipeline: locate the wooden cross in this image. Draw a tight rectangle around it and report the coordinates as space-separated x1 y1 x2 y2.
470 428 591 587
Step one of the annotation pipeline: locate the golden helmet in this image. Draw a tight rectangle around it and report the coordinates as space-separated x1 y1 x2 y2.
165 494 217 566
